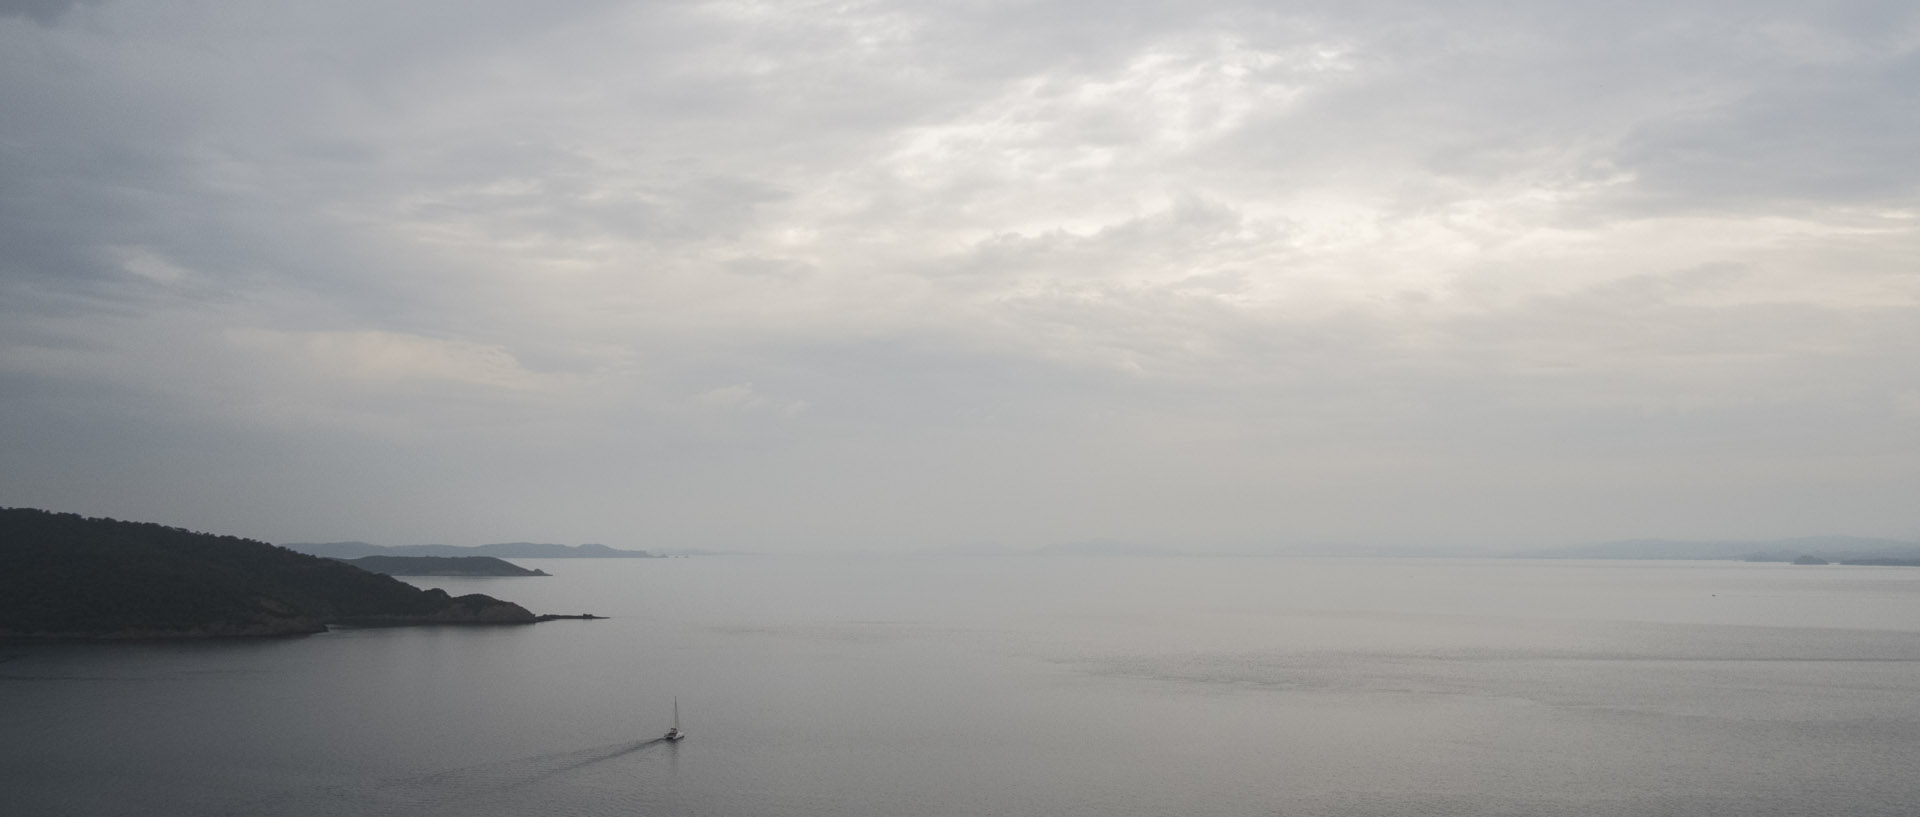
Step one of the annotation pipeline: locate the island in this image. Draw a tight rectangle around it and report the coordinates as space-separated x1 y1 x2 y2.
343 555 551 577
0 508 595 641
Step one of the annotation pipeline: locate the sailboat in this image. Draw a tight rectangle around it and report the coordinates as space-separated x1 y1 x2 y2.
663 697 686 741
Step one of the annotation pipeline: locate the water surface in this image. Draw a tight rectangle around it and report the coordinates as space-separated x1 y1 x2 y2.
4 557 1918 816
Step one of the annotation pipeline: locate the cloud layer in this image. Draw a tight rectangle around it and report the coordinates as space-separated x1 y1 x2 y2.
4 1 1916 550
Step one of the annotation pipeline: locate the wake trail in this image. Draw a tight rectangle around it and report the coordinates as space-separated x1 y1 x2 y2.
377 738 667 813
504 739 660 788
393 739 660 787
234 740 671 817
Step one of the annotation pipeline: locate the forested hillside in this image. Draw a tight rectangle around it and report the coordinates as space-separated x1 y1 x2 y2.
1 508 536 639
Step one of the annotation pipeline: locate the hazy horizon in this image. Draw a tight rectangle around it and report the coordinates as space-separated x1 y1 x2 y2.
4 1 1916 553
272 532 1920 560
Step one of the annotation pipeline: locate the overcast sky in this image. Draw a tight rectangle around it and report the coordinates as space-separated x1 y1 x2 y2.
2 0 1916 552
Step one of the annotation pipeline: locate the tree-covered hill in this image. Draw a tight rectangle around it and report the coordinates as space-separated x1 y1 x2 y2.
0 508 537 639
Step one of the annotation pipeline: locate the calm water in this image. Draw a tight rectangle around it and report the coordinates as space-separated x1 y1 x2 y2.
4 557 1920 816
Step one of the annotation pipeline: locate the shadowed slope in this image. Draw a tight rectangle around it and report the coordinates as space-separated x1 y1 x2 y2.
0 508 537 639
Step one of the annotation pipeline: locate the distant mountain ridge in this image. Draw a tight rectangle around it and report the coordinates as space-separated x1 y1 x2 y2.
285 541 656 559
1036 539 1180 556
1531 536 1920 561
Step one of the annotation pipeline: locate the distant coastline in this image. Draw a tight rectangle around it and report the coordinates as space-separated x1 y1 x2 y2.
1521 536 1920 565
342 555 552 577
285 541 659 559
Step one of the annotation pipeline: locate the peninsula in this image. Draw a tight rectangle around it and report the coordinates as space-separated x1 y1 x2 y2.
343 555 551 577
0 508 587 640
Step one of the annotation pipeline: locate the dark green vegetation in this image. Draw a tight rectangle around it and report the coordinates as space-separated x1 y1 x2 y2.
287 541 655 558
1 508 542 640
345 555 551 577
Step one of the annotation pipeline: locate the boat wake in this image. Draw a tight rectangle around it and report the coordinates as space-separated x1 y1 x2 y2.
352 738 670 815
396 739 660 790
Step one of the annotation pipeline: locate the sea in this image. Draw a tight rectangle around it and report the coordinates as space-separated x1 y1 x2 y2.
4 556 1919 817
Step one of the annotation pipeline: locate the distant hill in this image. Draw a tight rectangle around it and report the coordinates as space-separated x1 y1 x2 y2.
344 555 550 577
286 541 656 559
1036 539 1180 556
1527 536 1920 562
0 508 546 640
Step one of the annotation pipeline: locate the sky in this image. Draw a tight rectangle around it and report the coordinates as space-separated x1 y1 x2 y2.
2 0 1916 553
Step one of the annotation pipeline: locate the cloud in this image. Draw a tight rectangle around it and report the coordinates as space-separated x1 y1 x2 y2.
225 328 545 390
1613 53 1920 212
1897 390 1920 418
3 0 1917 548
0 0 97 26
693 382 809 416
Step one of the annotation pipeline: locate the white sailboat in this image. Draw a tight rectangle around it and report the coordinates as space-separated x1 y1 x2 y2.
663 697 685 741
